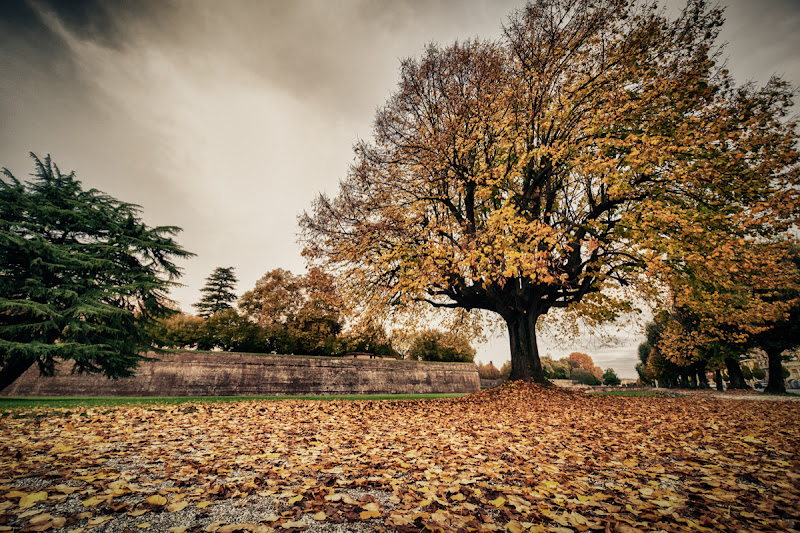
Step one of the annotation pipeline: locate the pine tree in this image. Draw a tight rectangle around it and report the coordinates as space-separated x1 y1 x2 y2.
0 153 193 390
194 267 238 318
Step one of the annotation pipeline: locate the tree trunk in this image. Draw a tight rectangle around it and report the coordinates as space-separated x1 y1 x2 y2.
506 311 548 384
715 369 724 391
765 348 786 394
696 369 709 389
0 356 35 392
724 356 750 389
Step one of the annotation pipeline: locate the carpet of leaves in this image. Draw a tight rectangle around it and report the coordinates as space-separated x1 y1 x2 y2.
1 383 799 533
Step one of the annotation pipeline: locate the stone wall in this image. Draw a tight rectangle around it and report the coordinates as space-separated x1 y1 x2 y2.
0 352 480 396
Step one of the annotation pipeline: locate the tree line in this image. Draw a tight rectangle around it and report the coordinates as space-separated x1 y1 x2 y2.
478 352 621 386
150 266 477 362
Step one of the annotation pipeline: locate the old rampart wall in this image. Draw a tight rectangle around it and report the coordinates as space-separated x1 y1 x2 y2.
0 352 480 396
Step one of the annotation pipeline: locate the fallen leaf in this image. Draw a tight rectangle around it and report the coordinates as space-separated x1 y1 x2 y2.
19 491 48 508
147 494 168 506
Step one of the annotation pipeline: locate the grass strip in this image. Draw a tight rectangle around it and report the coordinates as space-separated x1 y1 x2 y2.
0 393 467 412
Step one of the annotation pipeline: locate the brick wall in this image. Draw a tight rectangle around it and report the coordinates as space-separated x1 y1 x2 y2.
0 352 480 396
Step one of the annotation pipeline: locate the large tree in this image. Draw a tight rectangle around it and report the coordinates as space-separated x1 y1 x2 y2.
0 154 192 390
301 0 798 383
194 266 238 318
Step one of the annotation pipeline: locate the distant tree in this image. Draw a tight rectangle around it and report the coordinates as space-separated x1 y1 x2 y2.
339 323 397 357
478 361 502 380
194 267 238 318
408 329 476 363
566 353 595 373
500 361 512 381
542 356 570 379
239 268 304 327
571 368 601 386
149 313 205 349
198 309 275 353
238 267 343 356
602 368 621 386
292 267 343 355
0 154 192 390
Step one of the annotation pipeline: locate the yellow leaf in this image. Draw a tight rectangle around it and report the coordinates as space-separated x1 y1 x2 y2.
129 509 149 517
507 520 526 533
82 497 103 508
55 485 79 495
281 521 307 529
360 509 380 520
167 501 189 512
450 493 466 501
87 516 112 526
570 511 588 525
137 523 151 529
50 443 73 454
146 495 168 506
489 496 506 507
29 512 53 524
312 511 326 521
196 501 213 509
19 491 48 508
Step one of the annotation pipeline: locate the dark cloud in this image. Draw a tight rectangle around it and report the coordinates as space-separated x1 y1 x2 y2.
0 0 171 49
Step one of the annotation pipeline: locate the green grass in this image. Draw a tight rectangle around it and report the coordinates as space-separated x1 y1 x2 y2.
0 393 467 412
587 390 662 397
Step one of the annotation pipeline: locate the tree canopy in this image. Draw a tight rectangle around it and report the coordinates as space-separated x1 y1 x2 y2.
0 154 192 390
301 0 799 383
407 329 477 363
193 266 238 318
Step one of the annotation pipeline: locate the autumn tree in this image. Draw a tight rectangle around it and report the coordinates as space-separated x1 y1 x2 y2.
745 250 800 394
239 269 304 328
638 311 719 388
656 242 800 391
237 268 343 355
301 0 798 383
0 154 191 390
566 353 595 374
194 267 238 318
478 361 502 380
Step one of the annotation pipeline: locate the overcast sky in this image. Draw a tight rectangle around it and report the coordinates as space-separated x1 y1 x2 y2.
1 0 798 378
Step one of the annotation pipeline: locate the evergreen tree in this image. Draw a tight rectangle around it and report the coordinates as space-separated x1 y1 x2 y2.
0 153 192 390
194 267 238 318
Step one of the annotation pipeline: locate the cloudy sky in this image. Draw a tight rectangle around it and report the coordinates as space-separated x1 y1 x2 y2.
2 0 798 377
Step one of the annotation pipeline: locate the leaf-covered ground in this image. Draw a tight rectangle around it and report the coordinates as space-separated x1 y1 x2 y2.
1 383 798 532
